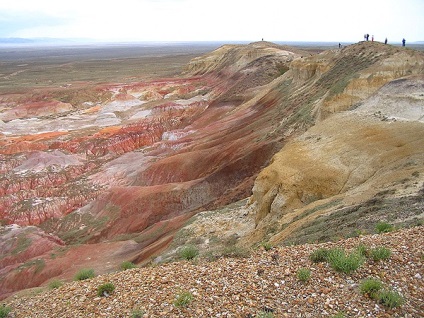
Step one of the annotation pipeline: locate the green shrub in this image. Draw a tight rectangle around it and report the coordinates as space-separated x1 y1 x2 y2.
173 291 193 307
131 308 145 318
0 306 11 318
97 282 115 297
74 268 95 281
331 312 346 318
179 245 199 260
369 247 392 261
296 268 311 282
359 278 383 299
378 289 404 308
48 279 63 290
121 261 137 270
326 248 365 274
309 248 329 263
375 222 394 234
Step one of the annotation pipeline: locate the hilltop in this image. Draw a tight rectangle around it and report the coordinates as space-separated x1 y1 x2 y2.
1 40 424 303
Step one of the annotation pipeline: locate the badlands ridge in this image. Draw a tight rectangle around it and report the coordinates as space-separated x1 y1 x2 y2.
0 41 423 301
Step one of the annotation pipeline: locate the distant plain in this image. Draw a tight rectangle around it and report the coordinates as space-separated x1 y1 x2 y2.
0 42 224 94
1 41 423 94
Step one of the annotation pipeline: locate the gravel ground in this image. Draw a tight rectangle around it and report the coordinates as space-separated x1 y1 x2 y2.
5 226 423 317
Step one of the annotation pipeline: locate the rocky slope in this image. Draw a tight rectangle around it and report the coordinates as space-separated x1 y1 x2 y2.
5 226 424 317
1 41 424 300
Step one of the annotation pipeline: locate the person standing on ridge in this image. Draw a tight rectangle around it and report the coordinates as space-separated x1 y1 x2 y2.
372 35 374 41
385 38 388 44
402 38 406 46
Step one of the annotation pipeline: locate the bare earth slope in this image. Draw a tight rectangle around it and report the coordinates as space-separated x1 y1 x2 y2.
1 41 424 301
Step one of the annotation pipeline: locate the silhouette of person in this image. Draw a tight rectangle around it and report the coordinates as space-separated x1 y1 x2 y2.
385 38 387 44
339 43 341 48
366 34 369 41
402 38 406 47
372 35 374 42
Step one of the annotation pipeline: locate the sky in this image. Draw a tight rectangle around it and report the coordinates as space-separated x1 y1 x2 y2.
0 0 423 43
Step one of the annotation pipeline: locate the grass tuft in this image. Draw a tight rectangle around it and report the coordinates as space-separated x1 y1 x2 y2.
120 261 137 271
369 246 392 261
378 289 404 308
261 242 273 251
74 268 95 281
375 221 394 234
131 308 145 318
173 291 193 307
48 279 63 290
97 282 115 297
309 248 329 263
356 244 369 257
359 278 383 299
257 311 275 318
0 306 11 318
296 268 311 282
326 248 365 274
179 245 199 261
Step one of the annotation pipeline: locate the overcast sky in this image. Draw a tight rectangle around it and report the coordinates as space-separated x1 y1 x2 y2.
0 0 423 43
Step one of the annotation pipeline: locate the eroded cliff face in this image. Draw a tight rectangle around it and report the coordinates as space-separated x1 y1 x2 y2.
250 75 424 244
